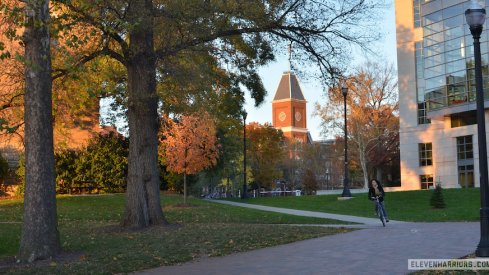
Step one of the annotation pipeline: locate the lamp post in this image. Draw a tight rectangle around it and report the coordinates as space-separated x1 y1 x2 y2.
242 111 248 199
466 0 489 257
341 84 352 197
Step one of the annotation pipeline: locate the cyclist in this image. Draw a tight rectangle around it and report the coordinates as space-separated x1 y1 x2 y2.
368 179 389 222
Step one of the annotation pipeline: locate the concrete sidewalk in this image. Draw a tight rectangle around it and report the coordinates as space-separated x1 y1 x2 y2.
134 202 480 275
208 200 405 226
136 222 478 275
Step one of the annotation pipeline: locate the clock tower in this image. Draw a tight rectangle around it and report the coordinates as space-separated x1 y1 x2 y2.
272 71 309 143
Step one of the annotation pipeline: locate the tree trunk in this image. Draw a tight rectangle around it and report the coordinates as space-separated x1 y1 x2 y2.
183 173 187 204
359 147 369 189
19 0 60 262
122 0 166 228
376 167 383 183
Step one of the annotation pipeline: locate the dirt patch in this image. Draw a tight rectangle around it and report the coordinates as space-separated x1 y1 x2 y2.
0 251 84 273
96 222 183 234
165 203 202 209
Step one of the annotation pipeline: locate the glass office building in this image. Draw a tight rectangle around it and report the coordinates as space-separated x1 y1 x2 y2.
396 0 489 190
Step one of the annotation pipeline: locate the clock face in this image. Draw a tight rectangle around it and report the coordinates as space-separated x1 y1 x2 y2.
295 111 302 121
279 112 286 122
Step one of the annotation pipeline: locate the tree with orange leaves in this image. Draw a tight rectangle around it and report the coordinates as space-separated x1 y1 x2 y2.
160 112 219 204
316 61 399 188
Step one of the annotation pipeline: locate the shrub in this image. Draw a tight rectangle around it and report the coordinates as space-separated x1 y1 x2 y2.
16 132 129 195
430 184 446 209
0 153 9 196
55 149 81 194
75 132 129 193
15 155 25 197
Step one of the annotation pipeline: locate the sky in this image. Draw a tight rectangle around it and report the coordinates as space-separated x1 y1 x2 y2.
244 3 398 141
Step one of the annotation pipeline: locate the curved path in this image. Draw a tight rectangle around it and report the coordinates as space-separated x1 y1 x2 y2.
135 201 480 275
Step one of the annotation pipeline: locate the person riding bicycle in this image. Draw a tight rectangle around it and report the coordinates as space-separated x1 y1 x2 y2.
368 179 389 222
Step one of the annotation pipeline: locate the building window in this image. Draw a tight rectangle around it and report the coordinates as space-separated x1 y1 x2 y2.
419 143 433 166
458 165 474 188
417 102 431 124
415 40 430 124
414 0 422 28
420 174 434 190
451 111 477 128
457 135 473 160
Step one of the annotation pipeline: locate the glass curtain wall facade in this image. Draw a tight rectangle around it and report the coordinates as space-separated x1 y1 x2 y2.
421 0 489 111
396 0 489 190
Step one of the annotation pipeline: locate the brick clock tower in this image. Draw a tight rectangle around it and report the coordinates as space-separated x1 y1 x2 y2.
272 71 310 143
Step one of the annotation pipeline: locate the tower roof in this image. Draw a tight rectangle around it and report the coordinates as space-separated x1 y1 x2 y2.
272 72 306 101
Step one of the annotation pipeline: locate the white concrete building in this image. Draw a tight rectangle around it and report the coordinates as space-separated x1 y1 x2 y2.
396 0 489 190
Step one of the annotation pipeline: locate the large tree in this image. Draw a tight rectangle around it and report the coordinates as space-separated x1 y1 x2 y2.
19 0 61 262
2 0 385 231
316 61 399 188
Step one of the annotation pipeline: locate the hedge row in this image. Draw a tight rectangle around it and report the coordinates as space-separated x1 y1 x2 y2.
17 132 128 195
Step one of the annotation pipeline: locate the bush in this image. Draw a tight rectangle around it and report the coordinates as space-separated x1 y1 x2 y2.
74 132 128 193
430 184 446 209
55 149 81 194
15 155 25 197
16 132 129 195
0 153 9 196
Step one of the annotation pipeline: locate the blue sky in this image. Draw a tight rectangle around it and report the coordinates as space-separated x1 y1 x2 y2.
244 3 398 141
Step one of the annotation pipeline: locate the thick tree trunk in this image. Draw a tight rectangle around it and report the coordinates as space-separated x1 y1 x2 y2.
122 0 166 228
19 0 60 262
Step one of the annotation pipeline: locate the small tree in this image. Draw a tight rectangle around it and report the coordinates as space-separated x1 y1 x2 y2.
430 184 446 209
160 113 219 204
247 122 286 191
302 169 319 195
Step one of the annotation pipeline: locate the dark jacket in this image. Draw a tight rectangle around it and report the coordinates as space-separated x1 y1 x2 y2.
368 184 385 202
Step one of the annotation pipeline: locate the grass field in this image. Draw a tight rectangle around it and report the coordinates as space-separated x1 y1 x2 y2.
0 194 351 274
238 188 481 222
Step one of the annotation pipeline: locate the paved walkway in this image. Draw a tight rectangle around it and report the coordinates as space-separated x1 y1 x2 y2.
209 200 405 226
135 201 480 275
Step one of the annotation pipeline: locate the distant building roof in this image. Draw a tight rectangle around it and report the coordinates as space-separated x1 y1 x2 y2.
272 72 306 101
314 139 336 145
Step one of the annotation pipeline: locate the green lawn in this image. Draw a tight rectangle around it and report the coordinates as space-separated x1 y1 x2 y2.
0 194 351 274
238 188 481 222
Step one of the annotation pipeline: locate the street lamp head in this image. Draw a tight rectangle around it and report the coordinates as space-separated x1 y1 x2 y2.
466 0 486 36
242 111 247 121
341 84 348 97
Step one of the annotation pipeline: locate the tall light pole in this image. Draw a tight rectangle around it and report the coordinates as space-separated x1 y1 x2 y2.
342 83 352 197
466 0 489 257
242 111 248 199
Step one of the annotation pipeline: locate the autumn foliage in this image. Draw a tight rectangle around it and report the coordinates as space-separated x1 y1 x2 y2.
246 122 286 190
160 112 219 202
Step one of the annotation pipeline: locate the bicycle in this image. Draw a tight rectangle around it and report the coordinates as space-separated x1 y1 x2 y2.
371 196 387 227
